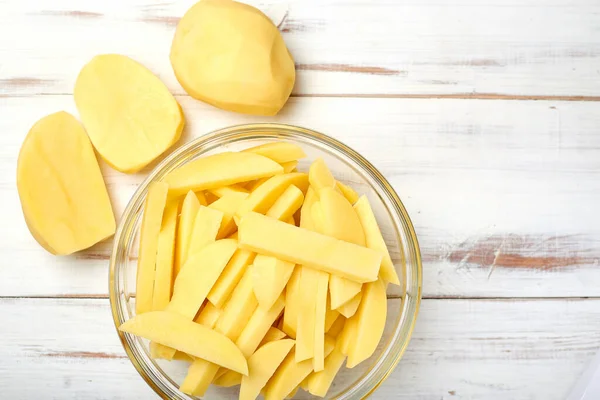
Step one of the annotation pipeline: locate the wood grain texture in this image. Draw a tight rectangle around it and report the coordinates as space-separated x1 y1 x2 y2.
2 95 599 297
0 0 599 96
2 298 599 399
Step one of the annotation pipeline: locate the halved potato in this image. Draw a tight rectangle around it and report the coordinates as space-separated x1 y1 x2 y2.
17 112 115 255
74 54 184 172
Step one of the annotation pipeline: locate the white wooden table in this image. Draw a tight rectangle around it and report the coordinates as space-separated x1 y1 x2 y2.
2 0 600 399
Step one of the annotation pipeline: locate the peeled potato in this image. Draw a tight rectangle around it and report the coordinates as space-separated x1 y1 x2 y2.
170 0 295 116
74 54 184 173
17 111 115 255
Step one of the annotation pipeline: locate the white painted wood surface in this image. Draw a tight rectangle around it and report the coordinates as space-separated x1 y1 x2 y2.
3 298 600 400
2 0 600 398
1 0 600 97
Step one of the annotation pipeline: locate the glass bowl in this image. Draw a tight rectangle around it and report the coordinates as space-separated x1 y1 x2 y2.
109 123 422 399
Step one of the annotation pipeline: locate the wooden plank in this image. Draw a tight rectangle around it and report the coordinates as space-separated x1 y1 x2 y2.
2 96 599 297
1 0 599 97
2 297 599 399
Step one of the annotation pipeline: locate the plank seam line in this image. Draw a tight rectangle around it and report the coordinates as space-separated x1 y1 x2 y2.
2 93 600 101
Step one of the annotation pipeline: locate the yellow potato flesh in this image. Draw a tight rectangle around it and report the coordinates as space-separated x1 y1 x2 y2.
208 184 249 198
281 267 301 338
281 161 298 173
346 279 387 368
295 268 319 362
213 370 242 387
164 152 283 197
307 343 346 397
168 239 238 319
181 361 220 396
207 248 255 308
326 316 346 338
319 187 366 246
174 191 200 278
152 201 179 311
157 239 237 360
181 266 258 396
216 294 286 386
265 184 304 222
313 187 366 309
187 205 223 257
324 306 340 333
170 0 295 116
259 327 287 348
208 191 249 238
252 255 294 310
195 191 208 206
336 181 360 204
136 182 169 314
119 311 247 375
313 270 329 372
354 195 400 285
17 111 115 255
238 212 382 283
308 158 336 191
263 336 335 400
336 291 362 318
235 173 309 221
240 339 295 400
74 54 183 172
243 142 307 164
194 302 222 328
215 266 259 342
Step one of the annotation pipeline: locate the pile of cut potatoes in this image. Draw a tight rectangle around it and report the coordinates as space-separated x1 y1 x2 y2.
13 1 400 398
119 142 399 399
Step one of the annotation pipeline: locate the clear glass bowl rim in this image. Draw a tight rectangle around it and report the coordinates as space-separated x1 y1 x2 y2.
109 123 423 400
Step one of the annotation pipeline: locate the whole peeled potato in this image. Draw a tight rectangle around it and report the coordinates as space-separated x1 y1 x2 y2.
170 0 295 116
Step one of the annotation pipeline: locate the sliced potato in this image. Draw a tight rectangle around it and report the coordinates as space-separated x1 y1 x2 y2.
165 152 283 197
136 182 169 314
152 201 179 311
194 302 222 328
346 279 387 368
187 205 223 257
336 291 362 319
235 173 309 221
282 267 301 338
169 239 238 319
240 339 295 400
281 161 298 173
238 212 382 283
207 248 255 308
216 294 286 386
308 158 336 191
263 336 336 400
313 269 329 372
17 111 115 255
265 184 304 222
174 191 200 278
208 191 249 238
252 255 294 310
259 327 287 348
354 195 400 285
208 184 249 198
307 343 346 397
119 311 248 375
215 266 259 342
243 142 306 164
75 54 183 172
336 181 360 204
